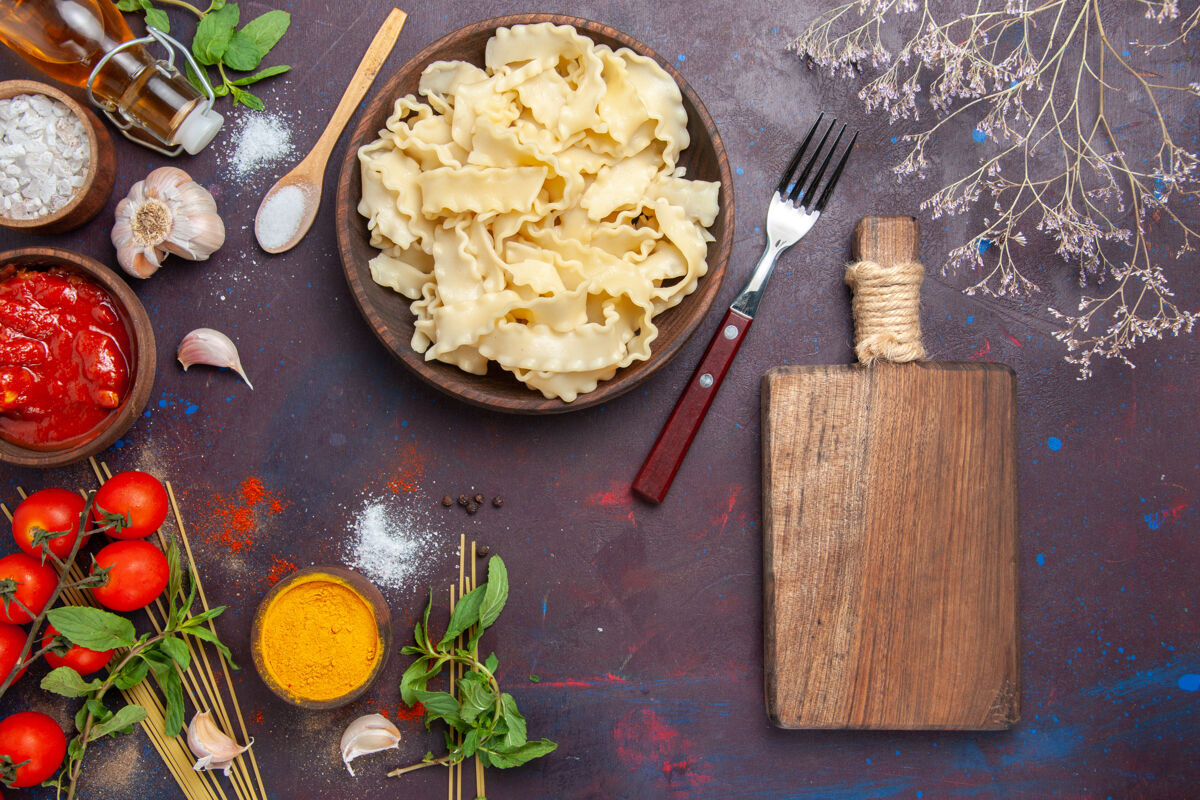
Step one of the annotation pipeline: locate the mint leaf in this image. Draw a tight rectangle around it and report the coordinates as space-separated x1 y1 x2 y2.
157 666 185 737
88 704 146 740
116 0 139 10
223 10 289 71
499 693 526 748
457 673 494 724
400 656 440 706
230 64 291 86
184 624 236 668
113 658 149 691
47 607 136 651
142 4 170 33
439 584 485 647
485 739 557 769
229 85 264 110
185 61 209 94
192 3 239 65
460 728 482 758
479 556 508 630
159 636 190 672
41 667 102 698
414 690 463 729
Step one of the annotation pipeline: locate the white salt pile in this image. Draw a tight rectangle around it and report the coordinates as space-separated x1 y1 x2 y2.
255 184 309 251
0 93 89 219
225 112 294 180
343 496 441 591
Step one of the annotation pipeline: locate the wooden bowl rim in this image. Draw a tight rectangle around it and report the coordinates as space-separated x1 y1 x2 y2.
250 565 393 710
0 80 105 230
0 247 156 469
335 13 735 414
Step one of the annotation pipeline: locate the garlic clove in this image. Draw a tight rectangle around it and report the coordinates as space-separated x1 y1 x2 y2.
340 713 402 776
177 328 253 389
111 166 224 280
187 711 253 776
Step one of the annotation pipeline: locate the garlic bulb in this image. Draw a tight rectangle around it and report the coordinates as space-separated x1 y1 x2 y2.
187 711 253 775
341 713 402 776
178 328 253 389
111 167 225 279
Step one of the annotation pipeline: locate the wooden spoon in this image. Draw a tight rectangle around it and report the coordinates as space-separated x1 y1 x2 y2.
255 8 407 254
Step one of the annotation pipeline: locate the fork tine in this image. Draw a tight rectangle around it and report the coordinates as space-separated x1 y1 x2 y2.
787 119 836 202
775 113 824 196
813 130 858 212
797 124 846 208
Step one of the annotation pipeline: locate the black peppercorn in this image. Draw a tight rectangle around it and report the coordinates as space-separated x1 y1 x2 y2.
441 495 454 507
466 501 479 515
476 544 490 557
473 493 484 504
492 496 504 508
458 494 469 506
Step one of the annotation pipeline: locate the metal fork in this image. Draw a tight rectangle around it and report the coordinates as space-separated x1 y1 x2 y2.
632 115 857 504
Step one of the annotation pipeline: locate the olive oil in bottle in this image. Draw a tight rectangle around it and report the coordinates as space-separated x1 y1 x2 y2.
0 0 222 154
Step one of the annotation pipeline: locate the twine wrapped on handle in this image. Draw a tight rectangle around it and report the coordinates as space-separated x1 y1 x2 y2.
844 259 927 365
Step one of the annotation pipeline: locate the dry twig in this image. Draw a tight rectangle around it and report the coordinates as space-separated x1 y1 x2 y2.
791 0 1199 377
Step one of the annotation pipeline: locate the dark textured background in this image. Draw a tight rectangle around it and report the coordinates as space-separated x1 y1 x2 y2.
1 1 1197 798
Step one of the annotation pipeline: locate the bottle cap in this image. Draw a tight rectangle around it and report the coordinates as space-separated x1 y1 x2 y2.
175 105 224 155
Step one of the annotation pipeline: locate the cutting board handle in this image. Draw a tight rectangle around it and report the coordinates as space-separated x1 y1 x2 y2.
846 216 927 365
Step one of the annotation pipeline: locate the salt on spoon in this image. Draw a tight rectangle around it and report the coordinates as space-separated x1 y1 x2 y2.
254 9 407 253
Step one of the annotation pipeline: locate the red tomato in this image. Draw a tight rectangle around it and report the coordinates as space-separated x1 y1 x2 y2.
89 541 168 611
12 489 85 562
0 554 57 625
41 625 112 677
91 471 168 540
0 623 28 686
0 711 66 788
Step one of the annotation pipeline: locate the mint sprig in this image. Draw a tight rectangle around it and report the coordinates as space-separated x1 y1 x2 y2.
390 556 557 783
117 0 291 110
38 543 233 799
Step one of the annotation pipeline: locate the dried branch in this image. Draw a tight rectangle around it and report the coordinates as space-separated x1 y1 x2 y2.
791 0 1199 377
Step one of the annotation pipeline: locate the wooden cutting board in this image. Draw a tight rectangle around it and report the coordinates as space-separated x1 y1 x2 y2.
761 216 1020 730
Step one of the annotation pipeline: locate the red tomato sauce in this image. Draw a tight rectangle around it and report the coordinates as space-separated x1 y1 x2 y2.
0 267 132 449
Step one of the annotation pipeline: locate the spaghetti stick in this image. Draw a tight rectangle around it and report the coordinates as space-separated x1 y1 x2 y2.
166 481 268 800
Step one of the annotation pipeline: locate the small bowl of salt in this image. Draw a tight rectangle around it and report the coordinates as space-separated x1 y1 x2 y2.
0 80 116 235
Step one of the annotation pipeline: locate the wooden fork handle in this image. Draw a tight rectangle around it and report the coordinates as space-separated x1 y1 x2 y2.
632 308 753 504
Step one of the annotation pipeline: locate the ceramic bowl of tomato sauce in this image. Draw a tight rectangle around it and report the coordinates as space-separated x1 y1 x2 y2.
0 247 155 468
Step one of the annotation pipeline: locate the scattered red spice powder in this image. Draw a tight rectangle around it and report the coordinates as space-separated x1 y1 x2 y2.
386 443 424 493
266 556 296 586
200 476 287 554
251 710 264 725
394 702 425 721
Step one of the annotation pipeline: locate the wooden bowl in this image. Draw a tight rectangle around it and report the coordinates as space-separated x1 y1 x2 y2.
0 80 116 235
250 566 393 710
335 14 735 414
0 248 156 468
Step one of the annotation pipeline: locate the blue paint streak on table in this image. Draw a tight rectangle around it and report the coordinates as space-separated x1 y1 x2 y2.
1 1 1197 798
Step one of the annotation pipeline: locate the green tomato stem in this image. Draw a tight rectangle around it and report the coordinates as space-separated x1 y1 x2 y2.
0 492 100 700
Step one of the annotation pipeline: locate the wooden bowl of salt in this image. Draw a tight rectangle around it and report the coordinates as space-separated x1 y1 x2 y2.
0 80 116 235
250 566 392 710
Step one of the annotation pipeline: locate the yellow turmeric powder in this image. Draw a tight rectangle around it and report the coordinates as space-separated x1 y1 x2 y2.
259 574 380 701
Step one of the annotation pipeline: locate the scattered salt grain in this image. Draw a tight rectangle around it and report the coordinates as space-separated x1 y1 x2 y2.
225 112 294 180
343 496 440 591
0 93 89 219
255 184 309 250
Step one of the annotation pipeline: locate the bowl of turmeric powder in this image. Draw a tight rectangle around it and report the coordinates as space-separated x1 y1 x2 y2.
250 566 392 709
